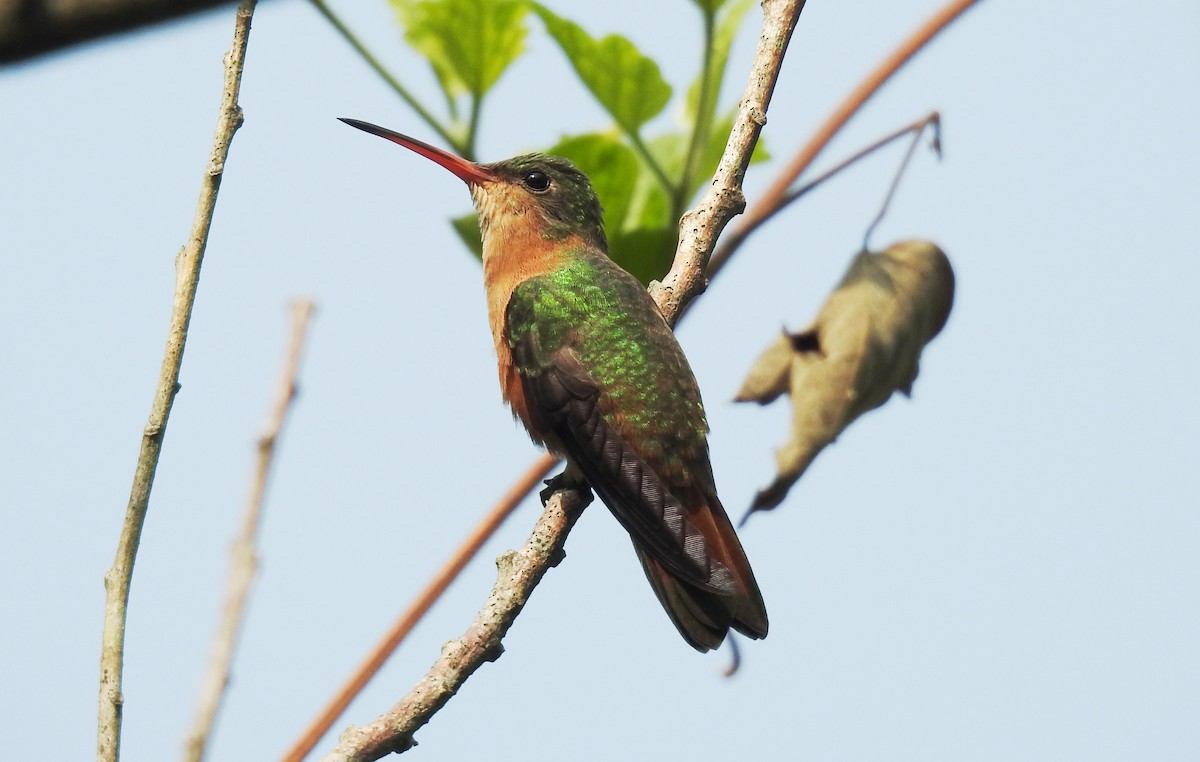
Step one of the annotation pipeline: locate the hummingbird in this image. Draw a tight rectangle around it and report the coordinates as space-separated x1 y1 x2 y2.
340 118 768 652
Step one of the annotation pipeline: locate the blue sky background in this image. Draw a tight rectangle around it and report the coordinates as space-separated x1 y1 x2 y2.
2 1 1198 760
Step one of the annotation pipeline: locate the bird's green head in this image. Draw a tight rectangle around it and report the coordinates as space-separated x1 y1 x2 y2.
474 153 605 251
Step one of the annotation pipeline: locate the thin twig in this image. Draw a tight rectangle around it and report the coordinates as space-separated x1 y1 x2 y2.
464 93 484 162
778 111 940 218
97 3 256 760
307 0 464 156
184 301 316 762
318 3 805 760
709 111 942 263
280 453 559 762
675 5 719 219
627 129 677 200
649 0 807 324
708 0 982 277
862 112 941 249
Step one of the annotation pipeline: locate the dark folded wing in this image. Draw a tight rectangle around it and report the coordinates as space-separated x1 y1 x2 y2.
512 335 738 596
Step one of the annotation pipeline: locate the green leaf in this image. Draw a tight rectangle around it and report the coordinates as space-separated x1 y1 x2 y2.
531 4 672 135
685 0 754 122
598 132 681 283
625 167 671 234
623 131 683 229
546 133 640 234
645 131 688 178
451 212 482 259
689 0 732 14
609 227 677 285
393 0 528 100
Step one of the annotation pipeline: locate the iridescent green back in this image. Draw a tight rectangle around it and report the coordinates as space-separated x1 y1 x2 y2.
505 251 714 492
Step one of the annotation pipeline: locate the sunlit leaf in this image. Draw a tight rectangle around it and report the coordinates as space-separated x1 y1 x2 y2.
392 0 528 100
646 131 688 177
736 241 956 517
686 0 754 122
626 131 683 230
531 4 672 135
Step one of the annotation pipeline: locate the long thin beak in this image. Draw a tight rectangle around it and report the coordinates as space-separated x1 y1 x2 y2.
339 118 496 185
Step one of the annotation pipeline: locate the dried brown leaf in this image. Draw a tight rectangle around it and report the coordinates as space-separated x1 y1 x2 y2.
738 240 954 518
734 331 794 403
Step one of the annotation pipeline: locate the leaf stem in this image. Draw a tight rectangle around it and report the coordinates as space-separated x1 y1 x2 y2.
308 0 462 153
779 112 940 214
464 93 483 162
676 6 718 219
627 129 677 200
650 0 806 320
861 112 940 248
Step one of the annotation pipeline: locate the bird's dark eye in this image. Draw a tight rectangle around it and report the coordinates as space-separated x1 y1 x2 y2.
522 170 551 192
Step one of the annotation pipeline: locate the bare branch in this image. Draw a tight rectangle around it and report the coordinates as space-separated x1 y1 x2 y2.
320 489 588 762
185 300 316 762
318 2 806 760
649 0 807 323
97 2 257 760
281 454 559 762
709 0 983 277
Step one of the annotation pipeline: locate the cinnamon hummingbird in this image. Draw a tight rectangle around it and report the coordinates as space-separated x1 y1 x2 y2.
340 118 768 651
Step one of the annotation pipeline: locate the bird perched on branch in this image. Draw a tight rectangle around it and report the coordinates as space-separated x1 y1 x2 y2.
341 118 767 651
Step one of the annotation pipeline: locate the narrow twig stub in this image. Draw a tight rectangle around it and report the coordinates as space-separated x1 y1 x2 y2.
184 300 315 762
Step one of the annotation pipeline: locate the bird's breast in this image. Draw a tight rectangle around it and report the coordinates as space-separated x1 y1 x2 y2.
481 224 588 449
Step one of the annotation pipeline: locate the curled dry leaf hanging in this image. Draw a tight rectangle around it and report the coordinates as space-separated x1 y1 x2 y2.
735 239 955 517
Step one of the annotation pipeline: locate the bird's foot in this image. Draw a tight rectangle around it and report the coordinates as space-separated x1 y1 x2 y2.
540 461 593 509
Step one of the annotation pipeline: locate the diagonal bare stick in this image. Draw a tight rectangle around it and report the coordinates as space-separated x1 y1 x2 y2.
280 453 559 762
184 300 316 762
97 3 258 760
